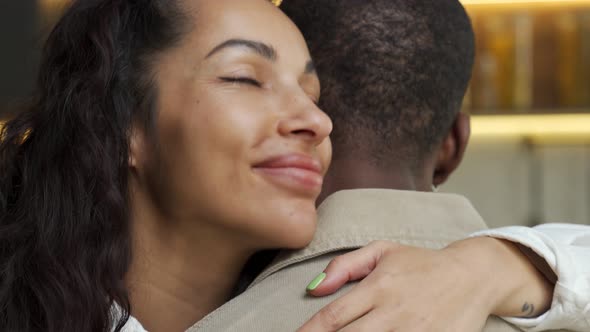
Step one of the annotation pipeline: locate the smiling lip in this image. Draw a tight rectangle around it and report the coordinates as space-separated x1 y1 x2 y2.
253 154 323 195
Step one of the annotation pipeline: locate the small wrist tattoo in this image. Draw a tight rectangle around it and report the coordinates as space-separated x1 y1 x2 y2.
522 302 535 317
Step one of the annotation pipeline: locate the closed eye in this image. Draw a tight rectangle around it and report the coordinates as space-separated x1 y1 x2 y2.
219 76 262 87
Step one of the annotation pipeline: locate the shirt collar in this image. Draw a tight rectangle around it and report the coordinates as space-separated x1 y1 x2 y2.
250 189 488 287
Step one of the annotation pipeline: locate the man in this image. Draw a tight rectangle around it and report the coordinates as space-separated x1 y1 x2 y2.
188 0 589 331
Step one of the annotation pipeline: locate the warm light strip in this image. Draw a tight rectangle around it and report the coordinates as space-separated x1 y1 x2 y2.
471 113 590 143
2 114 589 144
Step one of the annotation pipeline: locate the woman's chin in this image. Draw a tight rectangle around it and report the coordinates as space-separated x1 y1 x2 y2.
280 227 316 249
283 207 317 249
272 205 318 249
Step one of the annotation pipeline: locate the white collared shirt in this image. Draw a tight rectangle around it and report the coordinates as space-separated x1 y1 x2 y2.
473 223 590 331
119 316 146 332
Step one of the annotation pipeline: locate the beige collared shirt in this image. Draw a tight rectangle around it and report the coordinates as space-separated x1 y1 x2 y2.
188 189 524 332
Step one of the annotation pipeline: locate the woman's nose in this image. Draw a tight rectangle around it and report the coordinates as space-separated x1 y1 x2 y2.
278 96 333 146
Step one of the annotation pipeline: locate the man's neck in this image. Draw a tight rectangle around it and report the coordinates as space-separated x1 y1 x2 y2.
319 158 432 204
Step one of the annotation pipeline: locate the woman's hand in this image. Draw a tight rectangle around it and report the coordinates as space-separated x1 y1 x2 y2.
298 238 554 332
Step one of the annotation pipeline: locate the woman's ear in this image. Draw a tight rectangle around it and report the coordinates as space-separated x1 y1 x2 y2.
433 112 470 187
129 125 146 170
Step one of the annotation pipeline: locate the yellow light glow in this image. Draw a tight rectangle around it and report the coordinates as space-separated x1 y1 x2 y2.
471 113 590 144
39 0 69 5
38 0 71 18
1 114 589 145
38 0 70 9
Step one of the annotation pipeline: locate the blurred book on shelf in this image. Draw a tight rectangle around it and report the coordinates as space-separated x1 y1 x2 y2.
463 4 590 114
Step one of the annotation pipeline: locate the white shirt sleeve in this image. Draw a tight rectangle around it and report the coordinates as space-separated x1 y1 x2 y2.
471 223 590 332
111 303 148 332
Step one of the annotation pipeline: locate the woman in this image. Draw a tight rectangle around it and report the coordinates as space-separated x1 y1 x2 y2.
1 0 332 330
0 0 585 332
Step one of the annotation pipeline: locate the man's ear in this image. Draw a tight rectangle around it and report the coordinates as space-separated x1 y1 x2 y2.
433 112 470 186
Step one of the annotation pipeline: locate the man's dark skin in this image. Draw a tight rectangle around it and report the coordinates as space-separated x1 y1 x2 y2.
318 113 471 203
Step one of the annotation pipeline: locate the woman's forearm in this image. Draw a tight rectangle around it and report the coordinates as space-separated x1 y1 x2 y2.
446 237 554 318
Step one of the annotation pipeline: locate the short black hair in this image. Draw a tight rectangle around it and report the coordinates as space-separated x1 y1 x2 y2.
283 0 475 167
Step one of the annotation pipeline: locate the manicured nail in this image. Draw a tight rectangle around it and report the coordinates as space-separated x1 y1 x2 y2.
306 272 327 291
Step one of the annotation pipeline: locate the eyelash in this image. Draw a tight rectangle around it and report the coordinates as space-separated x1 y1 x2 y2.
219 76 262 87
220 76 319 106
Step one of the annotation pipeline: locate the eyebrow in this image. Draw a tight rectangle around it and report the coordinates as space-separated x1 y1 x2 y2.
206 38 316 76
205 39 278 61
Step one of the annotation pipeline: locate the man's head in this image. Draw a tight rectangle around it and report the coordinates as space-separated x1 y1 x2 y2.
282 0 475 197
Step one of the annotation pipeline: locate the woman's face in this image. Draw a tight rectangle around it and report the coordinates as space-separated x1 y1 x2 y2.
135 0 332 249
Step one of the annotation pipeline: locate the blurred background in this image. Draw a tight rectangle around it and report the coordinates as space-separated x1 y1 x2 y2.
0 0 588 227
445 0 590 227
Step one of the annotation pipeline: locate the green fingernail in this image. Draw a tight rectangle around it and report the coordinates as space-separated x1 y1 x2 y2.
306 272 327 291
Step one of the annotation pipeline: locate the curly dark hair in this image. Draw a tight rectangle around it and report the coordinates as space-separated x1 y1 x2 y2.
0 1 189 331
283 0 475 167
